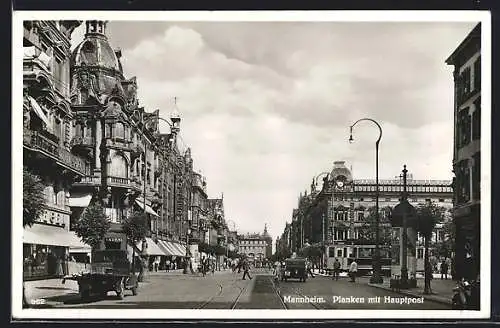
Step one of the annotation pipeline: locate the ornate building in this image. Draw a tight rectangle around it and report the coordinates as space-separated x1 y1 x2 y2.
23 20 91 279
446 23 481 281
22 20 231 278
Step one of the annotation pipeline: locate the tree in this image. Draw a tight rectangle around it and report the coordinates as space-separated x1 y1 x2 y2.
123 211 148 281
23 167 46 228
358 206 392 245
22 167 46 308
73 202 111 249
416 202 445 294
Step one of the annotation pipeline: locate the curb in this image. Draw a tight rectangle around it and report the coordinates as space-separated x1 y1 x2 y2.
367 283 451 306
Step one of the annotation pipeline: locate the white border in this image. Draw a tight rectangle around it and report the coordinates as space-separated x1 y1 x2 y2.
12 10 491 320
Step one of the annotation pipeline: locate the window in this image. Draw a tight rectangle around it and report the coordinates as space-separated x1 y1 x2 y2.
472 152 480 200
357 212 364 221
438 198 445 202
458 108 471 148
115 122 125 139
417 249 424 259
457 159 471 203
472 98 481 140
474 57 481 91
108 154 128 178
459 66 472 102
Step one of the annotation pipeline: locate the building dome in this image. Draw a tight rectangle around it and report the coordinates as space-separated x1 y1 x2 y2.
71 21 122 73
329 161 352 182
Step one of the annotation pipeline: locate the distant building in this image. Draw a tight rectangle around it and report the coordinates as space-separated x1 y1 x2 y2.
237 227 271 265
446 23 481 281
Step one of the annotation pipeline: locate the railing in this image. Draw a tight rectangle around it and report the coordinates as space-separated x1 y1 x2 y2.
24 130 90 176
107 176 130 188
70 136 94 148
76 175 101 185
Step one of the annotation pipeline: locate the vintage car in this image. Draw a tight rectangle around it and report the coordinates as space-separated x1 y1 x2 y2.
282 258 307 282
62 248 139 300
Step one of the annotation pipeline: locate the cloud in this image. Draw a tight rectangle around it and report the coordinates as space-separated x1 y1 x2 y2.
69 21 476 240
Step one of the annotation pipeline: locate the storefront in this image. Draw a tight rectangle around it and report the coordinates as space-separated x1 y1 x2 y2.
23 222 91 280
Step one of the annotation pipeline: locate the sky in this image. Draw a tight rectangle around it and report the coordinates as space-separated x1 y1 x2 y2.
70 20 477 243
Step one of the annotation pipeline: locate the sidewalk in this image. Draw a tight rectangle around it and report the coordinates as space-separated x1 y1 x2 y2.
24 278 79 307
366 274 456 305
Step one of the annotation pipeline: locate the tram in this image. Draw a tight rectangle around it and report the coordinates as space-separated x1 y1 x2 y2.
325 244 391 276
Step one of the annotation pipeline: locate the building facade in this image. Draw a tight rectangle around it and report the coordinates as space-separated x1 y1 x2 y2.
446 23 481 281
238 227 272 266
23 20 91 279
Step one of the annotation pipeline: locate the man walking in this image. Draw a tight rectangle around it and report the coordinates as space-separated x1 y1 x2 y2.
242 259 252 280
440 259 449 280
349 260 358 282
333 258 341 281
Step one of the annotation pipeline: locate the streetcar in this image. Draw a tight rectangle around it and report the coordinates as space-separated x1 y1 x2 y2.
325 244 391 276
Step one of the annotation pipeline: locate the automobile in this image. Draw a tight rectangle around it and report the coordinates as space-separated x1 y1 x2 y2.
62 249 139 300
282 258 307 282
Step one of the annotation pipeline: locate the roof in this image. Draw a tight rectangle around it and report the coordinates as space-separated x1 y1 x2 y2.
445 23 481 65
72 34 122 73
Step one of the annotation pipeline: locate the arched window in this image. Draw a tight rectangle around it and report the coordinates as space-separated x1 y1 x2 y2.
115 122 125 139
108 154 128 178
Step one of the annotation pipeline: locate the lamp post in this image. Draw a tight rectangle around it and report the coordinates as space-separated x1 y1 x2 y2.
349 118 383 284
183 228 192 274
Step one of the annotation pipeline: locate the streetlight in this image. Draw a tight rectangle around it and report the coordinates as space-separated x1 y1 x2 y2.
183 227 192 274
349 118 383 284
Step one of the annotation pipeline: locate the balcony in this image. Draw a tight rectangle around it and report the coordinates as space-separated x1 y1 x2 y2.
23 130 90 176
107 176 130 188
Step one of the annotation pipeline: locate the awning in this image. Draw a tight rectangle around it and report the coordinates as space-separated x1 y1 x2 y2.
68 192 93 207
134 199 160 217
135 237 166 256
28 96 52 131
24 224 90 248
157 240 176 256
170 242 187 257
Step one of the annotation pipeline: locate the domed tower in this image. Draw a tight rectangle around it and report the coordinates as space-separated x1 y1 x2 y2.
70 20 126 106
69 20 143 231
329 161 353 188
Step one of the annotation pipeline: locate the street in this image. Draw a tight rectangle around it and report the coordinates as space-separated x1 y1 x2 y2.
35 269 451 310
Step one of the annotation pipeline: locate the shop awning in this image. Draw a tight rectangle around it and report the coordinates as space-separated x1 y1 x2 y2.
134 199 160 217
68 192 93 207
28 96 52 131
135 237 166 256
170 242 187 257
24 223 90 248
156 240 176 256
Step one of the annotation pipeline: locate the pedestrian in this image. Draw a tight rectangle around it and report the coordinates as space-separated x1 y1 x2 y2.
201 256 207 277
425 260 433 293
333 258 341 281
165 259 171 272
349 260 358 282
242 259 252 280
440 259 449 280
306 259 315 278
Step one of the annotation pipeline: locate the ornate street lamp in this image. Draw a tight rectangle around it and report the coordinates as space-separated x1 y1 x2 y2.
349 118 384 284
